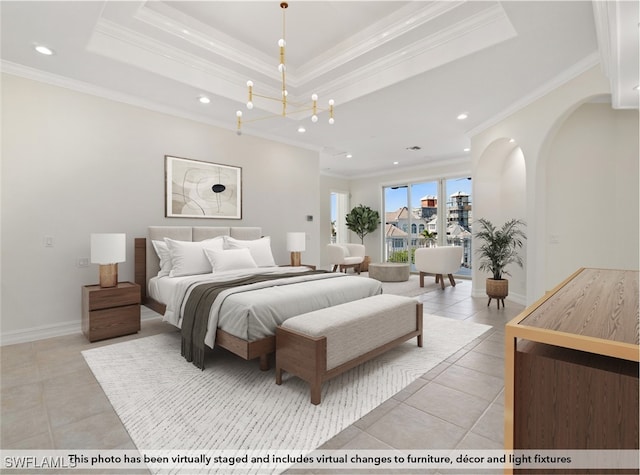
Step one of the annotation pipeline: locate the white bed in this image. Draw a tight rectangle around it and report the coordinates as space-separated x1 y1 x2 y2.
134 226 382 369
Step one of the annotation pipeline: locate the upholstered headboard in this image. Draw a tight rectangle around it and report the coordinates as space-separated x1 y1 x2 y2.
136 226 262 301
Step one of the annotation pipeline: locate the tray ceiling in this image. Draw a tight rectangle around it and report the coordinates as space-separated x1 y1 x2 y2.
1 1 637 177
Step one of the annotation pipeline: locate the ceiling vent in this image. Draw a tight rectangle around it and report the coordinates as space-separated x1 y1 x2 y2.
406 146 422 151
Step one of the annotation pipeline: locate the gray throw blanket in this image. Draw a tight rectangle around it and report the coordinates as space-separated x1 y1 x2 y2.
181 270 327 369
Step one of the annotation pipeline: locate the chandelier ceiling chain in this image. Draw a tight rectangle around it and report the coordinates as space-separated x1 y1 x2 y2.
236 2 335 135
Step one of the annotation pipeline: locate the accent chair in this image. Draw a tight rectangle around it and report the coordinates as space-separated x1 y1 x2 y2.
327 243 365 274
414 246 463 289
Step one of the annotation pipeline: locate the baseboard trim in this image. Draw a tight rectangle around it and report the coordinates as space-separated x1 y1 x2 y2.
0 321 80 346
0 309 163 346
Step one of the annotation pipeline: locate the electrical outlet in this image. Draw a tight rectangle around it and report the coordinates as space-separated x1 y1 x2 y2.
77 257 90 268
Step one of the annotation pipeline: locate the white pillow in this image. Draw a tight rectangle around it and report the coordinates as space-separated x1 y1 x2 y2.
151 240 172 277
204 248 258 273
223 236 276 267
164 237 224 277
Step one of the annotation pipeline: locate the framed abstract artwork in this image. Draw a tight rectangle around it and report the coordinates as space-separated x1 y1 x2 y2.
165 155 242 219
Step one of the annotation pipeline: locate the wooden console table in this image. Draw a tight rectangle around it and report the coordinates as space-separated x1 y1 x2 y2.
504 268 639 457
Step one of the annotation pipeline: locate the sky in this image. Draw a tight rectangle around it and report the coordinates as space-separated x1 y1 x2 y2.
331 176 472 221
384 177 472 213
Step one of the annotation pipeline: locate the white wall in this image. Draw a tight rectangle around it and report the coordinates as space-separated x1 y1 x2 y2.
545 103 639 288
471 66 639 304
1 74 321 343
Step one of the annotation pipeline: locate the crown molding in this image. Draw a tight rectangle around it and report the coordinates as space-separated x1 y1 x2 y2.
592 0 639 110
336 155 471 181
90 18 254 93
133 3 279 83
1 60 324 155
592 1 612 79
311 3 515 106
295 1 463 84
93 0 512 105
466 52 601 138
1 60 235 130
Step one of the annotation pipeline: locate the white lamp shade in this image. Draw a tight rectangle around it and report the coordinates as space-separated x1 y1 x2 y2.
91 233 126 264
286 232 306 252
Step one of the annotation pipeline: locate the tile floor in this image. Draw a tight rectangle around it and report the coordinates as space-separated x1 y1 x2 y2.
0 279 524 474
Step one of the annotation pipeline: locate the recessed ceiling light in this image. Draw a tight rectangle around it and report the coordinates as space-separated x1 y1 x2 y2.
463 147 470 152
393 161 399 165
34 45 54 56
509 138 515 143
297 125 306 133
634 85 639 91
346 154 353 158
198 96 210 104
457 113 468 120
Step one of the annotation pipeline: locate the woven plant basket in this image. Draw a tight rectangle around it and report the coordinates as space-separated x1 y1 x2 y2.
486 278 508 299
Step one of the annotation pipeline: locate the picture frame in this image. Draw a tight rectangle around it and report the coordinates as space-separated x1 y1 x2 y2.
165 155 242 219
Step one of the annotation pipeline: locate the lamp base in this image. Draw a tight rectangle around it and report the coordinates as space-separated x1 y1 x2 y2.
290 251 301 267
99 263 118 288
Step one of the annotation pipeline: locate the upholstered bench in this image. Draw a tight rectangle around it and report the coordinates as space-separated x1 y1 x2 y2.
275 294 423 404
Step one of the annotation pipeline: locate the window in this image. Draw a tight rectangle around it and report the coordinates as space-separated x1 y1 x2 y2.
383 177 472 274
330 191 349 243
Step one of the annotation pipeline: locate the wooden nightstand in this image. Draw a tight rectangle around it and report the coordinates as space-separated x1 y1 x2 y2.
82 281 141 342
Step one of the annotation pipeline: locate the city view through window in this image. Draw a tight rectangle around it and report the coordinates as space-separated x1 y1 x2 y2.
383 177 472 275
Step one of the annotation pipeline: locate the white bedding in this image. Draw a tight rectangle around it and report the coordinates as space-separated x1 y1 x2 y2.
149 267 383 348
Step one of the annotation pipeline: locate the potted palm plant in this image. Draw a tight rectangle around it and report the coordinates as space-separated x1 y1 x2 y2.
474 218 526 308
345 204 380 272
420 228 436 247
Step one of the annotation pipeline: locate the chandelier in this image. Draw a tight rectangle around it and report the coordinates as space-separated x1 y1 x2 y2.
235 2 335 135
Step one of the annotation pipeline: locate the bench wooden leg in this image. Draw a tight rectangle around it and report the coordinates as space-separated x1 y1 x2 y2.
438 274 445 290
448 274 456 287
416 302 423 347
419 272 425 287
310 381 322 405
275 367 283 385
259 354 270 371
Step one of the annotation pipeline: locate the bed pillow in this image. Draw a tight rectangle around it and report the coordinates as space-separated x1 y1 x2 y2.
164 237 224 277
223 236 276 267
204 247 258 273
151 240 173 277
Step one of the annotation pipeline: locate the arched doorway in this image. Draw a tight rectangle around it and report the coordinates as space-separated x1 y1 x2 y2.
473 138 527 304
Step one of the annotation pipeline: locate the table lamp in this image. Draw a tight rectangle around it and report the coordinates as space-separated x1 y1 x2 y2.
91 233 126 288
286 232 305 267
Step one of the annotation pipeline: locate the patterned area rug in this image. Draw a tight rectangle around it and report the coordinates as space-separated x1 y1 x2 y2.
82 314 489 467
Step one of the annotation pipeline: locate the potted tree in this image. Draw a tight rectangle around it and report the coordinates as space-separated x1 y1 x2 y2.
345 204 380 272
474 218 526 308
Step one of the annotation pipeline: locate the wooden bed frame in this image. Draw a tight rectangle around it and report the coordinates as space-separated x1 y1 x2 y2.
134 228 276 370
